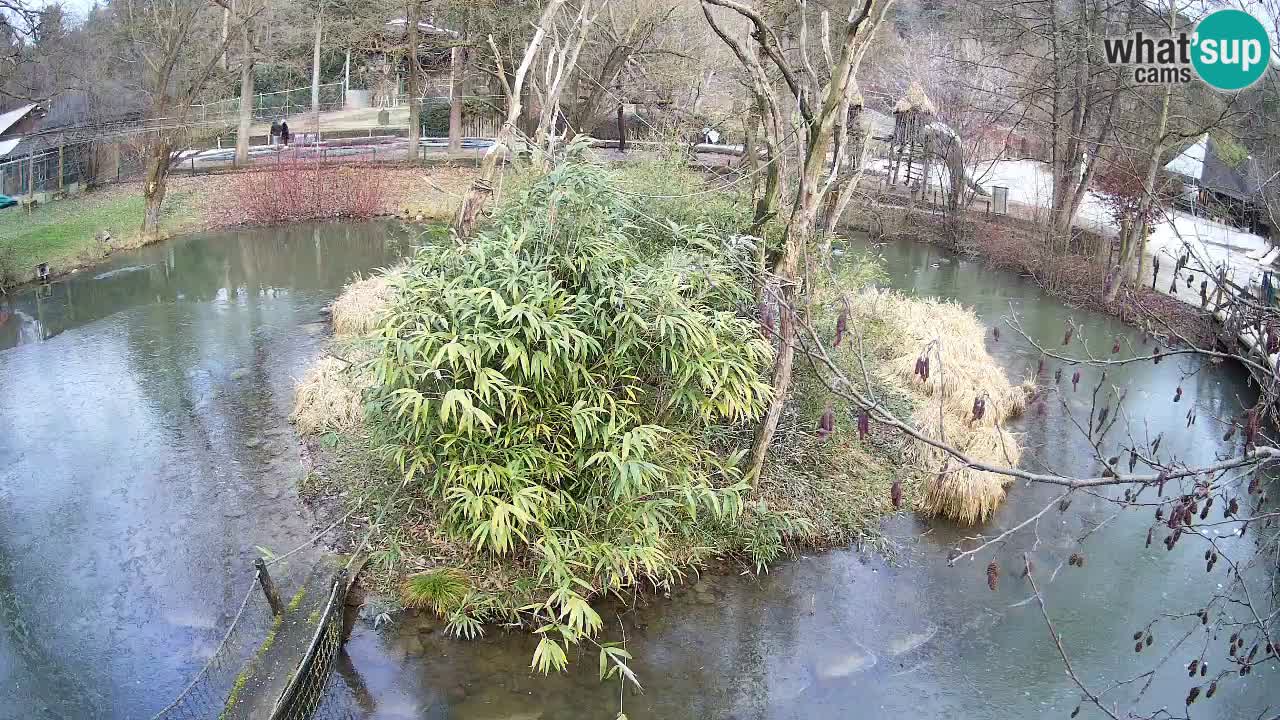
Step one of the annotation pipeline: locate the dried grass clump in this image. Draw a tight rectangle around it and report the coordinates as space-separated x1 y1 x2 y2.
853 289 1029 524
330 271 399 337
291 357 368 434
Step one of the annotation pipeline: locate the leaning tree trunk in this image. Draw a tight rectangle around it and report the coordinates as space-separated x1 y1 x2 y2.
1103 18 1175 304
453 0 566 237
141 137 173 241
745 123 840 482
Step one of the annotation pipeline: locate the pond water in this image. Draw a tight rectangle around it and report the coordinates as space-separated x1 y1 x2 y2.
337 235 1278 719
0 225 1275 719
0 221 416 719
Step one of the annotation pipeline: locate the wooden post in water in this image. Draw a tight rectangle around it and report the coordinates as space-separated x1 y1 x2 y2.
255 557 284 615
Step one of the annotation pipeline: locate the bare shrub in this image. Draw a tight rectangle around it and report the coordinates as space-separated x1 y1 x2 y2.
230 162 390 225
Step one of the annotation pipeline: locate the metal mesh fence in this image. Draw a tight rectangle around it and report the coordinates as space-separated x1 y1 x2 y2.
191 83 347 126
269 571 351 720
151 572 278 720
0 138 152 196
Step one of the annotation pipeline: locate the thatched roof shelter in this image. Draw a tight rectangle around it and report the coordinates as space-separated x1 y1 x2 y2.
892 82 937 115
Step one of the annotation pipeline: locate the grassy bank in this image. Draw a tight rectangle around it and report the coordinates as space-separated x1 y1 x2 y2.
291 153 1029 672
0 163 477 291
0 184 197 287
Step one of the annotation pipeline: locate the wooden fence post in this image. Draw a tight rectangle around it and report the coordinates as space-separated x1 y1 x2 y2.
255 557 284 615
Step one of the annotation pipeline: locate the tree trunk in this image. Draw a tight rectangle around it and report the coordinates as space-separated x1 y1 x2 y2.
565 46 632 138
745 121 840 481
453 0 567 237
235 60 256 164
221 4 231 71
616 103 626 152
447 45 465 156
234 4 255 165
311 4 323 140
141 137 172 241
1103 2 1177 303
406 1 420 161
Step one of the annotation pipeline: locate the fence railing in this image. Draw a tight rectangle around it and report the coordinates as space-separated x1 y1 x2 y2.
268 571 352 720
150 572 279 720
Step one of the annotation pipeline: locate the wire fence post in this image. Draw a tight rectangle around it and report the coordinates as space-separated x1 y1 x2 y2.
255 558 284 616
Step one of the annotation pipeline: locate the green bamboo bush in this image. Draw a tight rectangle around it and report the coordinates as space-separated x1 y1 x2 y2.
366 149 785 671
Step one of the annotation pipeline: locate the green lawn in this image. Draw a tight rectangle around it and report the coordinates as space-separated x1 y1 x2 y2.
0 186 191 287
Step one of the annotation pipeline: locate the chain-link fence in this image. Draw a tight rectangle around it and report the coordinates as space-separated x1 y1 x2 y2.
0 137 155 197
0 144 88 196
268 570 351 720
150 572 279 720
191 83 347 126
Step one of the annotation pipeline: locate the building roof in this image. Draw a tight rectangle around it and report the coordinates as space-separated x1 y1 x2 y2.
1164 133 1263 202
0 138 20 158
0 103 37 137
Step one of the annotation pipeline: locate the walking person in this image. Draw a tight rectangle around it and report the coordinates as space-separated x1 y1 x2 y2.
1151 255 1160 291
270 118 281 147
280 120 291 147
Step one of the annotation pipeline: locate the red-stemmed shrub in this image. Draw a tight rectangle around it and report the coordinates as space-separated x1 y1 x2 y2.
230 161 389 225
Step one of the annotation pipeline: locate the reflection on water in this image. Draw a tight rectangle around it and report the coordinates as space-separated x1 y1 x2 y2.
0 221 415 719
350 236 1278 719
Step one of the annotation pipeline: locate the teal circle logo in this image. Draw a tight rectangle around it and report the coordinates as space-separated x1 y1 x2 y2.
1192 9 1271 91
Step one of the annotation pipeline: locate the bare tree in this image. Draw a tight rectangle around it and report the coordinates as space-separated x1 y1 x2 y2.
115 0 237 239
233 0 260 164
452 0 567 237
702 0 894 481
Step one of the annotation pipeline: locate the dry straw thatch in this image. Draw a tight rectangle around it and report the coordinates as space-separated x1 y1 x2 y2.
330 271 399 337
293 268 402 434
291 357 369 434
853 289 1029 524
892 81 937 115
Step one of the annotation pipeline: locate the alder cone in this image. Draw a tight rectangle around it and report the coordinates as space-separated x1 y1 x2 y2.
833 308 848 348
986 560 999 591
